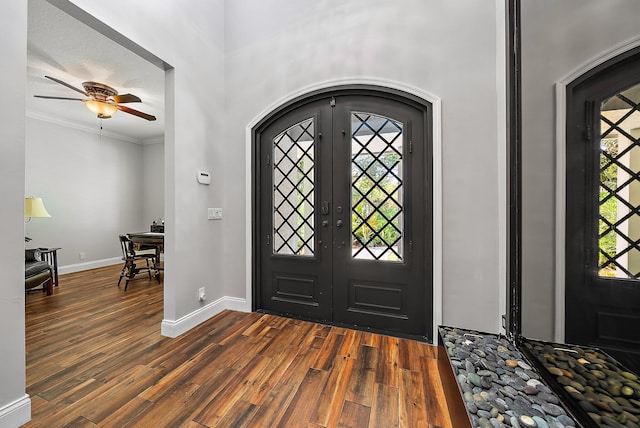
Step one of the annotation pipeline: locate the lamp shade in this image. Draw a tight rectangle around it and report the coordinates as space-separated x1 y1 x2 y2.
84 99 118 118
24 197 51 218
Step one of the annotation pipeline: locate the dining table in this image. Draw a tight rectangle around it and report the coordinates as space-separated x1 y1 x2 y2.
128 232 164 270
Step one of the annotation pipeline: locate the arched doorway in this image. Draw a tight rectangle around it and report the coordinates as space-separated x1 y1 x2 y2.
252 86 434 340
566 46 640 372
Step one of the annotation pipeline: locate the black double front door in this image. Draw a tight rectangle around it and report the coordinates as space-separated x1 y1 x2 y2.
255 91 432 339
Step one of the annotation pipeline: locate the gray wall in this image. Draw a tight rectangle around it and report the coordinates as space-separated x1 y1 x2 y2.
521 0 640 339
25 117 159 267
223 0 505 332
64 0 227 324
1 0 224 425
142 142 165 227
0 1 29 425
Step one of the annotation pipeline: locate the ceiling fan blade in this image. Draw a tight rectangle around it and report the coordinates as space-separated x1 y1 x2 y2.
34 95 85 101
112 93 141 103
116 104 156 121
45 75 87 96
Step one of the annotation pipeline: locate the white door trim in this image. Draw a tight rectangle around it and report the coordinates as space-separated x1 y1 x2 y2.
554 36 640 343
245 77 443 341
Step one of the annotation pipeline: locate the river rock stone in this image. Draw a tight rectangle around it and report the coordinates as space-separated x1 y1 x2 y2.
532 416 548 428
478 409 493 419
547 366 563 376
468 372 482 387
556 414 576 427
541 402 565 417
537 392 559 404
519 415 537 428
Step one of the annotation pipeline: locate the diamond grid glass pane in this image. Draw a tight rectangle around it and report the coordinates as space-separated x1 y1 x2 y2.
598 82 640 278
273 118 315 256
351 112 404 261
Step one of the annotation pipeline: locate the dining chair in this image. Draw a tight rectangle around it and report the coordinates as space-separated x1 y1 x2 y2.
118 234 160 290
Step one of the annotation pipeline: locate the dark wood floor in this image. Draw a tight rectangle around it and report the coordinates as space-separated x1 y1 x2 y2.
23 264 453 427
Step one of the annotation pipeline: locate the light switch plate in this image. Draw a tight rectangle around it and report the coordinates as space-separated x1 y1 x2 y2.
208 208 222 220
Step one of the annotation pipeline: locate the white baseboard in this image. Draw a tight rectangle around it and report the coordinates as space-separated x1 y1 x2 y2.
161 296 249 338
59 257 122 275
0 395 31 428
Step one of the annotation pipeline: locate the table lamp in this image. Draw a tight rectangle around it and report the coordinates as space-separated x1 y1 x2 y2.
25 197 51 242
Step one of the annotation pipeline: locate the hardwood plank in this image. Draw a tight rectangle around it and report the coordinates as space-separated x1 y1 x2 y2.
192 354 273 426
399 368 428 428
23 264 453 427
215 311 265 345
74 364 164 423
245 344 301 405
376 334 400 388
63 416 95 427
241 313 271 336
310 355 356 427
246 382 297 427
139 363 234 402
338 329 364 359
420 356 453 428
361 331 382 348
48 378 104 405
277 368 330 427
370 383 399 428
337 400 371 428
216 399 259 428
279 344 322 387
313 331 346 371
344 345 379 406
398 338 429 371
128 381 204 426
310 323 332 339
94 396 154 427
259 320 313 358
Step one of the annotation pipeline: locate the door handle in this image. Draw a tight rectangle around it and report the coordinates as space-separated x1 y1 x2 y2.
322 220 329 227
336 219 343 228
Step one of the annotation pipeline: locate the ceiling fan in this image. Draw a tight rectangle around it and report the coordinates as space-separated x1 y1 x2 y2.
34 75 156 121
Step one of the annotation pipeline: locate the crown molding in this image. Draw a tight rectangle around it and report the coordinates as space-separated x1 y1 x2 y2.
26 109 142 144
141 136 164 145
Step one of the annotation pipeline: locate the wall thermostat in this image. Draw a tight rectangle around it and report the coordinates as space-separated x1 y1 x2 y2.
197 170 211 185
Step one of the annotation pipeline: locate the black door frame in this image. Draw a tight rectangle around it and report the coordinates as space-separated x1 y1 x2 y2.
251 84 434 340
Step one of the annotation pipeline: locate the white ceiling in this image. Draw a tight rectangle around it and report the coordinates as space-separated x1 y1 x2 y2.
26 0 165 143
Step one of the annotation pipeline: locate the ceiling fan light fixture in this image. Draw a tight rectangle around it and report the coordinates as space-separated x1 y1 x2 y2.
36 77 155 121
84 99 117 118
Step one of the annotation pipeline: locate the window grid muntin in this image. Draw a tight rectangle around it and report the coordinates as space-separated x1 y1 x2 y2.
598 85 640 278
351 112 404 262
272 118 315 257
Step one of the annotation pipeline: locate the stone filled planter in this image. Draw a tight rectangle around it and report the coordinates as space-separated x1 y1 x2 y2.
439 326 640 427
439 326 579 428
520 338 640 427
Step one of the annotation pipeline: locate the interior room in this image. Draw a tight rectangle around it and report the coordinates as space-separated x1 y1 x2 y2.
2 0 640 426
25 0 165 272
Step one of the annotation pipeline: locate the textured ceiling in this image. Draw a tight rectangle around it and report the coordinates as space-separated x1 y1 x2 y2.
27 0 165 143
